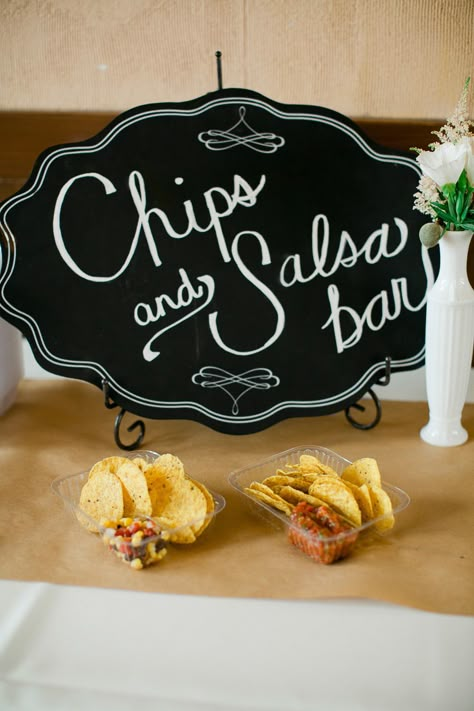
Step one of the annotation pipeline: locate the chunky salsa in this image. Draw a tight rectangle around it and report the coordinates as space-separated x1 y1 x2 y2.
288 502 359 564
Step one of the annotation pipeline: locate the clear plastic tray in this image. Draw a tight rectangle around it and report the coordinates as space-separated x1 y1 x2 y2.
52 450 226 565
228 445 410 563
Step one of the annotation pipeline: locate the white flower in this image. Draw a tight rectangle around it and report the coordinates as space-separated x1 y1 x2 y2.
413 175 440 218
464 136 474 185
433 77 473 144
416 141 468 188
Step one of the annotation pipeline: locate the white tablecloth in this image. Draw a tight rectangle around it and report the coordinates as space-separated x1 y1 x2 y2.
0 580 473 711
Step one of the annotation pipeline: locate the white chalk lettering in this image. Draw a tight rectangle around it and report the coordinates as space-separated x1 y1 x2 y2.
280 215 408 286
322 248 435 353
53 172 133 283
138 269 215 362
208 231 285 355
53 170 266 280
53 170 427 362
134 267 206 326
129 170 266 265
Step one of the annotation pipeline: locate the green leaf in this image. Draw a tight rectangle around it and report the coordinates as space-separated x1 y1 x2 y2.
447 194 456 217
460 196 473 222
431 203 454 223
455 190 464 220
460 222 474 230
457 169 468 193
441 183 456 199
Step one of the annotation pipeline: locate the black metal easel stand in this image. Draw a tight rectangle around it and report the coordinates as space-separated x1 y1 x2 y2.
344 357 392 430
102 379 145 451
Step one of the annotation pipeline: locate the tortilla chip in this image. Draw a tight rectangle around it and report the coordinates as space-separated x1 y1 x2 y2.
341 458 382 488
88 455 130 480
150 473 208 543
78 470 124 532
248 481 281 498
298 454 323 468
262 474 299 488
115 460 152 516
344 481 374 522
308 479 362 526
145 453 186 487
298 455 339 477
244 486 293 516
158 516 197 544
369 485 394 531
132 457 148 471
277 485 327 508
188 477 215 537
304 474 351 493
263 474 316 493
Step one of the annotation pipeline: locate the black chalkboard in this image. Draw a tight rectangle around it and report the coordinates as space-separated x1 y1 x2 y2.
0 89 434 433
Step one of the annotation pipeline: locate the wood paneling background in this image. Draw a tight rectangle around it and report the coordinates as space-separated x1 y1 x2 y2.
0 0 472 119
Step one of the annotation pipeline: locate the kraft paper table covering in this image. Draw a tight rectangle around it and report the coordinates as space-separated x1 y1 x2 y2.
0 379 472 616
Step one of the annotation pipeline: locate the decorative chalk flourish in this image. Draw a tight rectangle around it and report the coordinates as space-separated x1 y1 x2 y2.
192 366 280 415
198 106 285 153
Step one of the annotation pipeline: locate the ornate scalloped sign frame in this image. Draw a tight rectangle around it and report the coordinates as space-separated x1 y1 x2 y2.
0 89 434 433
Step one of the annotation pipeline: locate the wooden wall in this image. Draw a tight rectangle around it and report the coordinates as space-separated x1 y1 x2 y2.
0 1 472 119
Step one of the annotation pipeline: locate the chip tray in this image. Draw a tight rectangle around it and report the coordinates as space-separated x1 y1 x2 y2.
228 445 410 562
52 449 226 540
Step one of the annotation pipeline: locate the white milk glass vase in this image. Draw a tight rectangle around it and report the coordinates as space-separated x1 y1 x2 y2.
0 317 23 415
420 229 474 446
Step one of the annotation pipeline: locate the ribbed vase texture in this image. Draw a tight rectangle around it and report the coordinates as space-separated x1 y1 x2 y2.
420 230 474 446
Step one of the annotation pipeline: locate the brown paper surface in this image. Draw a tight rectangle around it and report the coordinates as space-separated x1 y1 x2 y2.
0 379 473 615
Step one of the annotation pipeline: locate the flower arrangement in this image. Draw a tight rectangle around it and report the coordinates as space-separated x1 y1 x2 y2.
413 78 474 247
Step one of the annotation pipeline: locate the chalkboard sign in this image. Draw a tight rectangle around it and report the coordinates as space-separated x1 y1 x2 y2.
0 89 433 433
